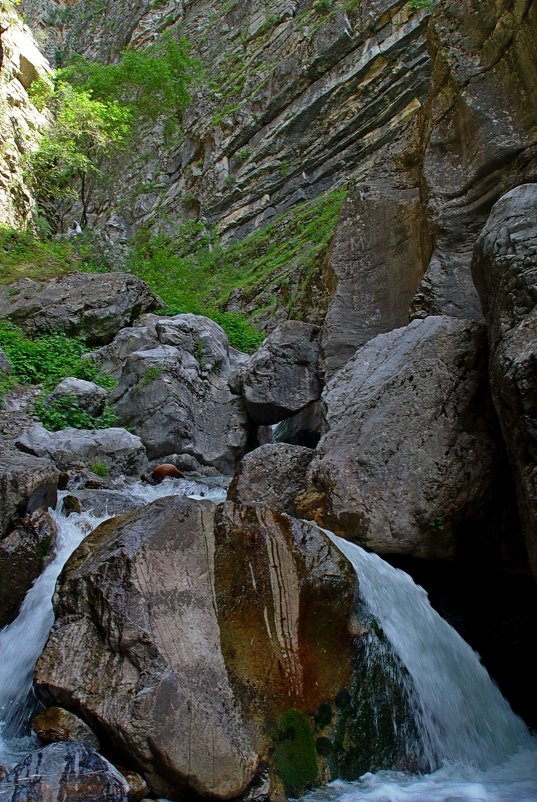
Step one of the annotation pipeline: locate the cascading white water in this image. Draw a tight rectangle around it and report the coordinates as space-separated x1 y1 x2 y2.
0 476 227 768
306 532 537 802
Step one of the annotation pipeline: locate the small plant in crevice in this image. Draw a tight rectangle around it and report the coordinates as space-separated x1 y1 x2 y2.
139 365 163 388
89 461 109 477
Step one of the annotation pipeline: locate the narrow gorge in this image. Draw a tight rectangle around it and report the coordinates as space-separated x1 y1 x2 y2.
0 1 537 801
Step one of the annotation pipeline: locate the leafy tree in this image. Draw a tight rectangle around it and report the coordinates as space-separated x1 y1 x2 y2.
26 36 198 231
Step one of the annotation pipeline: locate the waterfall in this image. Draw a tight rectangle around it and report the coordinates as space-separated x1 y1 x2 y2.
305 532 537 802
0 477 227 768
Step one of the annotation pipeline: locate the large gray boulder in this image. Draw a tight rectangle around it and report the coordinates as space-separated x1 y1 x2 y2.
14 424 147 477
228 443 314 517
299 316 499 559
108 314 250 472
472 184 537 576
46 377 108 417
0 443 59 538
241 321 321 425
0 742 128 802
35 497 359 800
0 273 160 344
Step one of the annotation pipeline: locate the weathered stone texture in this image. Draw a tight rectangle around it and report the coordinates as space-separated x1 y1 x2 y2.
228 443 314 516
14 424 148 477
472 184 537 577
412 0 537 321
299 316 499 559
0 442 58 537
108 314 250 471
35 496 358 799
241 321 321 425
0 273 160 344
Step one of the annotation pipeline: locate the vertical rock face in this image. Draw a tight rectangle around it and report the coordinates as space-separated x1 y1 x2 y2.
472 184 537 577
299 316 499 559
34 496 359 799
0 6 50 227
0 444 59 538
412 0 537 321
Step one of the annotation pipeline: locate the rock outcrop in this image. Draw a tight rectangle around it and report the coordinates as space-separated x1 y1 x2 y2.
107 314 250 471
14 424 147 477
0 443 58 537
0 510 57 628
472 184 537 577
240 321 321 425
35 496 358 799
411 0 537 321
0 348 11 374
0 273 160 344
0 6 50 227
228 443 314 516
299 316 499 559
0 742 129 802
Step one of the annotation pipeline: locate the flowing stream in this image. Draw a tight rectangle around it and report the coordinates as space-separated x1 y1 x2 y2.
1 484 536 801
305 533 537 802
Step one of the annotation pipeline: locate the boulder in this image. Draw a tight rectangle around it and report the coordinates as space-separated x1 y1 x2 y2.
64 489 142 518
228 443 314 516
298 316 499 559
0 273 160 345
108 315 250 472
0 510 57 628
241 321 321 424
0 742 128 801
35 497 359 800
14 424 147 477
471 184 537 576
33 706 100 750
0 443 59 538
46 378 109 417
0 347 11 374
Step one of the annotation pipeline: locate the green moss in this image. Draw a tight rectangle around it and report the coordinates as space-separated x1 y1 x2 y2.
274 709 319 796
89 461 109 477
139 365 163 387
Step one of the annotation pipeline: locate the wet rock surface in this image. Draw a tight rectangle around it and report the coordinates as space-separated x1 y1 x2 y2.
0 741 129 801
0 274 160 344
472 184 537 576
0 443 58 538
14 424 148 477
33 706 100 750
34 496 358 799
0 510 57 628
299 316 499 559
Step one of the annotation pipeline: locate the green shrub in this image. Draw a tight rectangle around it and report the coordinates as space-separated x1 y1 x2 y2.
89 461 109 477
35 393 119 431
0 320 115 391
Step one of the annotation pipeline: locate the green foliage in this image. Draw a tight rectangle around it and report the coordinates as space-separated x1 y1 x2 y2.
60 36 199 125
0 225 107 285
274 709 319 796
89 461 109 477
408 0 433 8
313 0 331 12
26 81 132 229
234 146 252 165
139 365 162 387
0 320 114 391
428 516 445 532
127 190 345 352
35 393 118 431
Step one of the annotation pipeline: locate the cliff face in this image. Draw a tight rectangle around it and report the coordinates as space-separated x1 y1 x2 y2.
0 3 50 227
